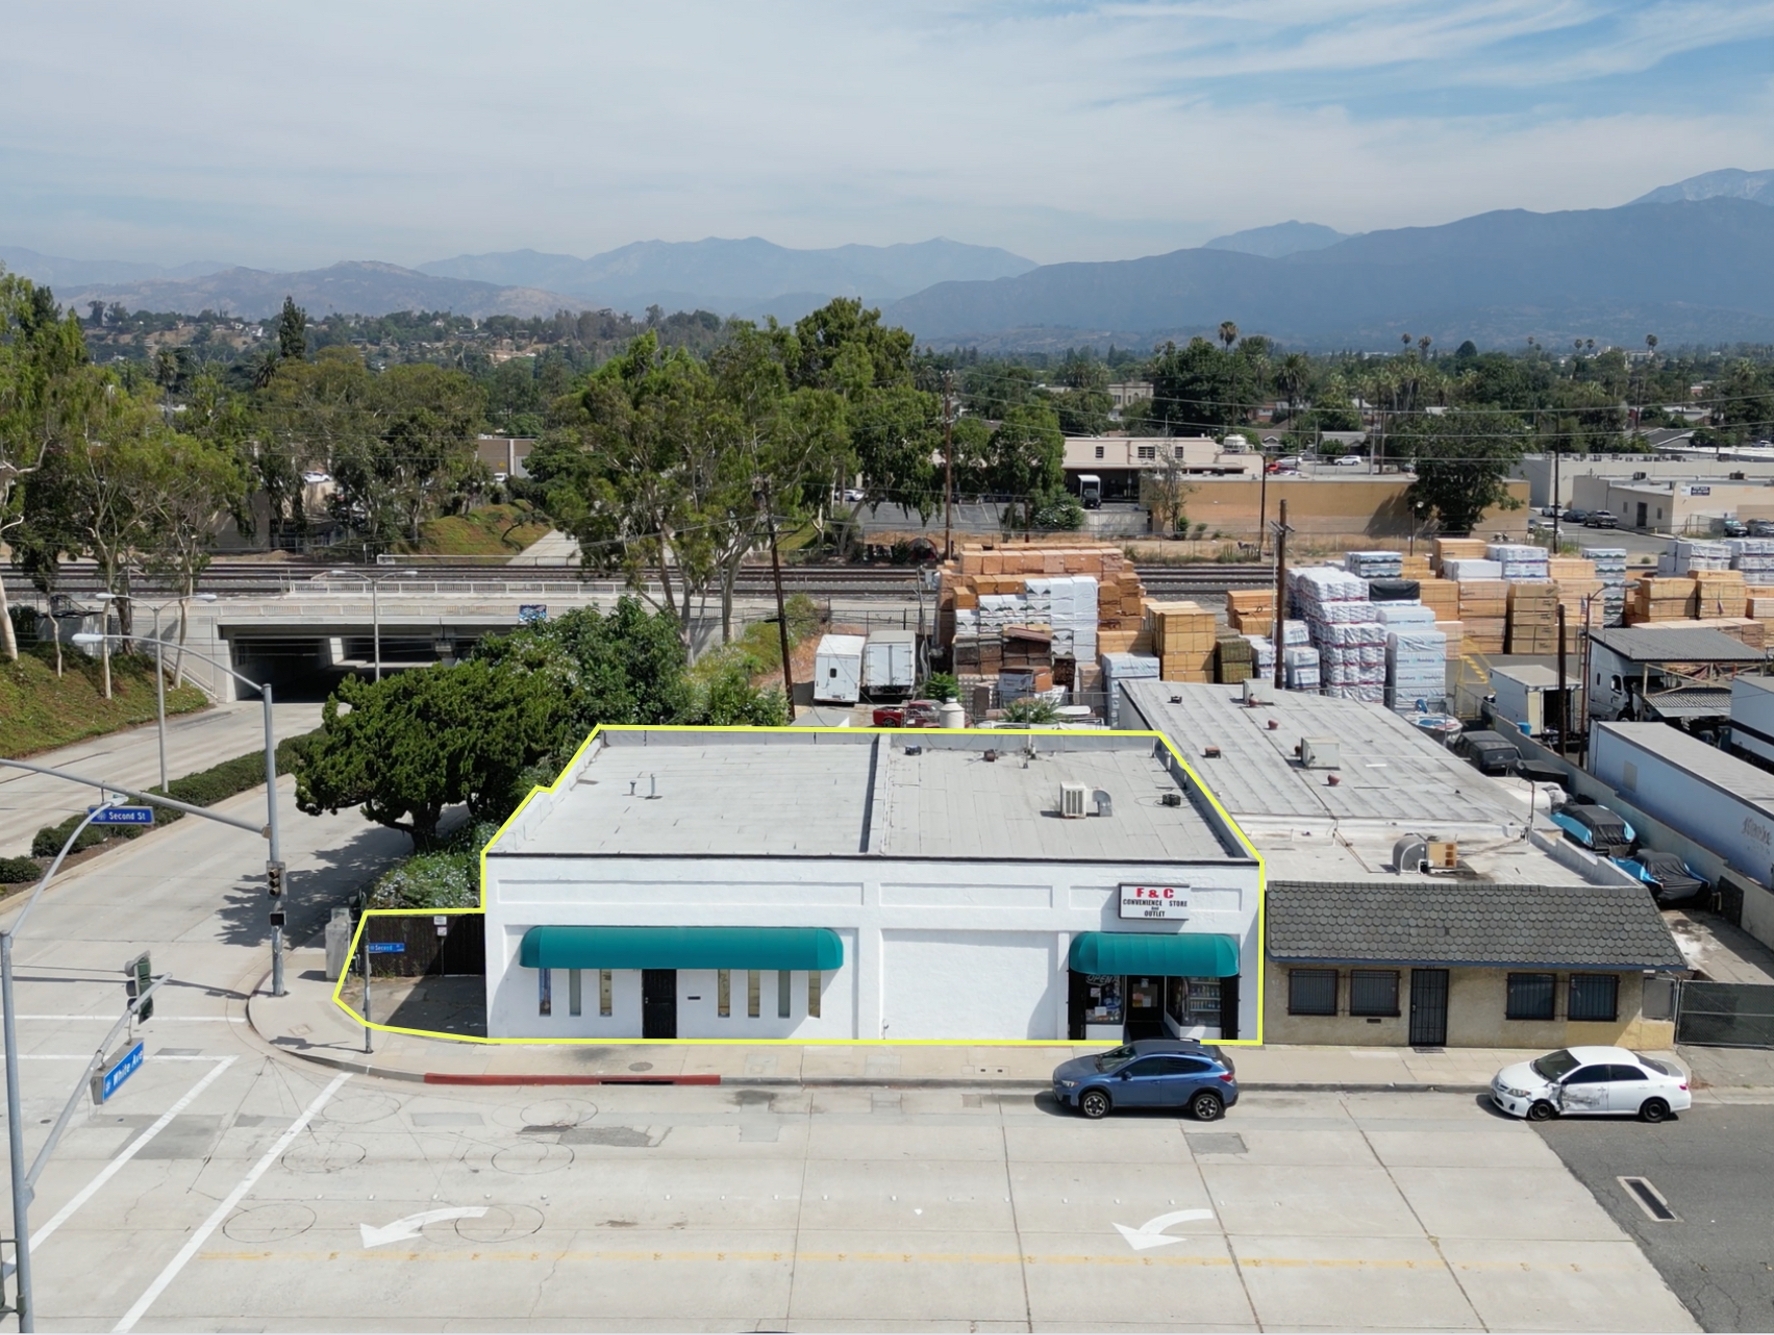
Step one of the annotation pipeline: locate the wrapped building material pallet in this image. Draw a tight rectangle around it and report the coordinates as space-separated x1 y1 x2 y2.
1375 602 1437 625
1283 645 1321 692
1433 537 1489 571
1442 558 1504 581
1215 634 1255 685
1667 539 1732 575
1582 546 1629 627
1345 550 1404 579
1386 628 1448 711
1486 543 1551 581
1098 651 1160 727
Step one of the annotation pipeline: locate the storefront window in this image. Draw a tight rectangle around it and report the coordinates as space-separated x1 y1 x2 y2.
538 967 552 1017
748 970 761 1018
778 970 792 1018
598 969 613 1017
1083 975 1122 1024
1349 970 1399 1017
718 969 731 1018
568 968 583 1017
808 970 822 1018
1288 969 1337 1016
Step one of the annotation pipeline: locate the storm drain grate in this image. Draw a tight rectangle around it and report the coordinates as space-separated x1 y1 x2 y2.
1619 1176 1679 1222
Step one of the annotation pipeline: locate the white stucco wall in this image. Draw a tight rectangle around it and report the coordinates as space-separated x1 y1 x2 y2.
483 855 1261 1042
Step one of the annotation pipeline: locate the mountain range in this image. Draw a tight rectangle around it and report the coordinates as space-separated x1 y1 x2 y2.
5 168 1772 348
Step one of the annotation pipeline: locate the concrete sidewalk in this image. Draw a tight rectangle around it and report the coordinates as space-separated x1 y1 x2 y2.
246 947 1774 1100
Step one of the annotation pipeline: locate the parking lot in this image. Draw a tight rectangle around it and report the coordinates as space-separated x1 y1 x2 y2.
3 1015 1700 1332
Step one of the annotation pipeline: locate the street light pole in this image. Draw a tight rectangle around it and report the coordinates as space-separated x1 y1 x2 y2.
73 633 288 997
329 570 415 684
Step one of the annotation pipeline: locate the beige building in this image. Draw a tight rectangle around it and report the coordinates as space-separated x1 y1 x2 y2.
1120 681 1685 1049
1173 474 1531 539
1571 475 1774 533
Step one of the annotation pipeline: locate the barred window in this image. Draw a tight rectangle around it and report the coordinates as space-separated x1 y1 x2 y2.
1506 972 1557 1021
1568 974 1619 1023
1288 969 1338 1016
717 969 731 1018
808 970 822 1019
1349 970 1400 1017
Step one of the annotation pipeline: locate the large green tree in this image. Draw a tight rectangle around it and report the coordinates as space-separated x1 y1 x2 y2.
1399 409 1528 534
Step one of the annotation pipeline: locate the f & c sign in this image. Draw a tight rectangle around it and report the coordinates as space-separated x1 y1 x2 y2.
1119 884 1190 920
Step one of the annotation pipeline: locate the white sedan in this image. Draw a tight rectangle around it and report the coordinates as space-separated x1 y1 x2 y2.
1491 1045 1691 1123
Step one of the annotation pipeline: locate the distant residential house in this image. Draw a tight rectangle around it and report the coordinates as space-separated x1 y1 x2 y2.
1107 381 1153 411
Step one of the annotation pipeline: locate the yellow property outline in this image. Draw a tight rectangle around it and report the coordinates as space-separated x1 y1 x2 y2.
332 723 1266 1047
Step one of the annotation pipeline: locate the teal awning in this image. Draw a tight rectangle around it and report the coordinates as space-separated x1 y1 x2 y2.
519 926 844 972
1068 932 1239 977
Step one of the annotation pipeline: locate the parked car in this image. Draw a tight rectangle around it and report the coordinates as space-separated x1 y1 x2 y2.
1457 729 1521 775
1051 1039 1238 1121
1550 796 1636 856
1614 850 1708 905
871 699 942 728
1722 518 1750 538
1749 519 1774 538
1584 510 1620 528
1540 504 1565 518
1490 1046 1691 1122
1332 454 1366 468
1561 507 1589 525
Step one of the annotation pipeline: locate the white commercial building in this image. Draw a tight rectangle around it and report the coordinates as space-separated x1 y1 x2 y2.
481 727 1262 1043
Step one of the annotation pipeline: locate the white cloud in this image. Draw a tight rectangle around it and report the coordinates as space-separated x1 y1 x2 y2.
0 0 1770 267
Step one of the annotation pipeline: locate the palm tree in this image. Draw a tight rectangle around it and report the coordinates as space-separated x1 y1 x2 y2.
1418 335 1432 357
1218 321 1238 349
1645 333 1658 358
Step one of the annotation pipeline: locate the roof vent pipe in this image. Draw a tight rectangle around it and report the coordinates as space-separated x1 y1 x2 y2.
649 773 658 799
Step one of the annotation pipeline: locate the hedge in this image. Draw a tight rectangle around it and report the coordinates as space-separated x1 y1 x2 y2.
0 856 42 885
30 729 321 860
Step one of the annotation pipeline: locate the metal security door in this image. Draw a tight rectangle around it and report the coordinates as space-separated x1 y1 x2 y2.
1409 969 1449 1047
642 969 677 1039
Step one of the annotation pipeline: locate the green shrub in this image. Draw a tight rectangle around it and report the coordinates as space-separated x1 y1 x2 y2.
366 851 476 910
921 672 961 702
0 856 42 885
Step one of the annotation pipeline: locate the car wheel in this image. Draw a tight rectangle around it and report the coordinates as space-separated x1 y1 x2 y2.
1079 1090 1111 1120
1189 1090 1224 1122
1639 1097 1670 1124
1527 1100 1558 1122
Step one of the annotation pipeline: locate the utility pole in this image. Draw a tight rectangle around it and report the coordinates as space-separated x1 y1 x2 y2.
942 372 955 562
1271 499 1290 691
1552 440 1561 555
757 477 796 721
1256 446 1269 559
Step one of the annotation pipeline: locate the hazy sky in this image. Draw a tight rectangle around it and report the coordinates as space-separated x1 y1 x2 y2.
5 1 1774 268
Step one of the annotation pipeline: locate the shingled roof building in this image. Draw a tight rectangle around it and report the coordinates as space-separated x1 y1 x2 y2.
1122 681 1687 1049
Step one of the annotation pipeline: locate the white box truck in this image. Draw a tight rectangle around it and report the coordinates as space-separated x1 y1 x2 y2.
862 630 916 699
1729 674 1774 768
813 634 866 705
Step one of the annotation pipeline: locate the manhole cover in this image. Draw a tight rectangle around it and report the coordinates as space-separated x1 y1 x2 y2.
223 1203 316 1243
281 1140 366 1174
456 1204 545 1243
490 1141 575 1175
322 1094 401 1125
627 1062 654 1072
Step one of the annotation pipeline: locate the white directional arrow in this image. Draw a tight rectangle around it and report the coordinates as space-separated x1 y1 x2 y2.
1113 1208 1215 1251
359 1206 488 1248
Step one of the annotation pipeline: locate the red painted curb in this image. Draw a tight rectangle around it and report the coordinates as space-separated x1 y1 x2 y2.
423 1072 722 1086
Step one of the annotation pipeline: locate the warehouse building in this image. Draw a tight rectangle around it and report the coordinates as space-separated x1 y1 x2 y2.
1120 681 1685 1048
481 727 1263 1042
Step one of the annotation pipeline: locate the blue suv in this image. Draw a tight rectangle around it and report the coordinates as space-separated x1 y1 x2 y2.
1051 1039 1239 1120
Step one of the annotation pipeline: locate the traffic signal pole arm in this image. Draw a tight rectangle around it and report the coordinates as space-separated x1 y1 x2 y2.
0 759 268 842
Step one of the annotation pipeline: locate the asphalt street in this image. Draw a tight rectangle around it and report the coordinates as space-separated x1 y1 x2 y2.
1536 1105 1774 1333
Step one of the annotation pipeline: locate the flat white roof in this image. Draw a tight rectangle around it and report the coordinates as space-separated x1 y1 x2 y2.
490 728 1249 864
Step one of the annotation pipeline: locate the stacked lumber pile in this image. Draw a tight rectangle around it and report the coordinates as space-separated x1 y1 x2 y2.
1506 581 1559 655
1433 537 1489 572
938 541 1147 667
1458 579 1508 654
1748 585 1774 638
1215 633 1256 685
1401 554 1434 581
1416 578 1461 621
1145 601 1217 683
1687 617 1768 650
1694 570 1748 619
1628 576 1698 623
1225 588 1275 639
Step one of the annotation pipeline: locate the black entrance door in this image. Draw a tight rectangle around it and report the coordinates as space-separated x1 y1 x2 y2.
642 969 677 1039
1125 976 1164 1040
1409 969 1449 1047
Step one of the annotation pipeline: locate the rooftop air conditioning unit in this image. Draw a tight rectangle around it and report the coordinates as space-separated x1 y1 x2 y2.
1299 737 1340 770
1059 781 1089 819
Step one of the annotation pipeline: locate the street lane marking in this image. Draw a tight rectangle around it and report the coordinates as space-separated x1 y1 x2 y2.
4 1057 236 1279
191 1247 1652 1272
1114 1208 1215 1251
112 1071 350 1333
361 1208 489 1248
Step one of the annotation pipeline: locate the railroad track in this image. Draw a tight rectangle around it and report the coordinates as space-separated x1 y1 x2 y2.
4 560 1279 600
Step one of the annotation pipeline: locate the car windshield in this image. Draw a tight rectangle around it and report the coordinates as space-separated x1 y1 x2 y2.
1531 1049 1581 1081
1094 1046 1139 1072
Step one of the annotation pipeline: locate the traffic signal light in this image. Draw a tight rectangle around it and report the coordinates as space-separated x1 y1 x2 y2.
266 860 286 897
125 952 153 1023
